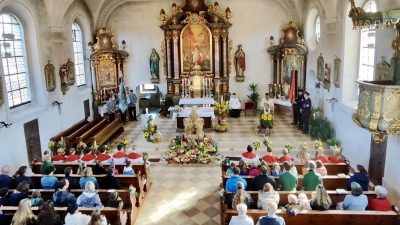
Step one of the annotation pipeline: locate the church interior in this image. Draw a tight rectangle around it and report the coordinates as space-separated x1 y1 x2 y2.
1 0 400 224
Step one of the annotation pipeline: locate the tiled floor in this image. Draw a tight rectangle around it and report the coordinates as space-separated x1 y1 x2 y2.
118 111 330 225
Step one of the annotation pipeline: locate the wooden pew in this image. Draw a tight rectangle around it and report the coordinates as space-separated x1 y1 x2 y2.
31 163 150 192
89 119 124 146
222 207 400 225
221 162 350 175
30 173 145 207
222 175 350 190
223 191 377 209
65 119 97 149
2 205 131 225
50 118 88 143
75 118 108 144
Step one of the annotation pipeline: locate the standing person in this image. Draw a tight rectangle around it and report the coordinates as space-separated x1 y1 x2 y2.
106 95 116 122
259 93 274 113
128 90 138 121
300 91 312 134
229 93 241 118
293 88 304 127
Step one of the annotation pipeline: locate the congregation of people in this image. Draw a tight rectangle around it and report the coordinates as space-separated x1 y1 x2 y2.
0 143 144 225
225 145 392 225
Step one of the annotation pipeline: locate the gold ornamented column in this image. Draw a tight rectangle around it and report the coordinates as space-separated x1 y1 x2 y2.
213 29 220 78
172 30 180 79
166 31 172 78
221 29 228 77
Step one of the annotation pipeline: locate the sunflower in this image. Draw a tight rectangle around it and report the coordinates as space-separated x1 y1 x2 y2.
267 115 273 120
144 132 149 137
262 114 268 120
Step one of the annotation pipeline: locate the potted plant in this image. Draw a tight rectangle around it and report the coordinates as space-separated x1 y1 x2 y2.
247 82 260 109
326 138 339 150
309 116 335 141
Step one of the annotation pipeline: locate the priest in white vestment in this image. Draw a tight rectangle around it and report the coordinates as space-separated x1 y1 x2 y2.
229 93 241 118
259 93 274 113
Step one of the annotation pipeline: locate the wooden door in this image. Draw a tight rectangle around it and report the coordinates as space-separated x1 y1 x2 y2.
84 99 90 119
24 119 42 163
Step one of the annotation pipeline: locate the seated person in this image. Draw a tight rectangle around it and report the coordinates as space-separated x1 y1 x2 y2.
65 202 91 224
40 167 58 189
123 161 135 175
298 193 312 210
293 145 310 164
65 148 80 163
105 191 122 208
315 147 329 163
278 149 292 162
302 160 323 191
126 145 144 163
343 182 368 211
279 162 298 191
310 184 332 210
64 167 79 190
255 201 285 225
261 147 278 163
271 163 283 176
81 147 96 163
238 161 249 176
10 181 29 206
248 163 260 176
99 167 122 189
259 93 275 113
366 185 391 211
252 165 276 191
96 145 111 163
92 161 107 175
315 160 328 176
30 189 44 207
231 182 253 210
226 167 247 192
79 167 99 189
52 148 66 163
113 144 127 164
0 187 9 206
53 178 76 207
40 154 56 175
257 183 279 209
241 145 259 164
282 194 302 215
328 147 345 163
228 203 254 225
0 165 13 189
346 164 369 191
13 166 35 189
229 93 241 118
226 162 237 175
77 181 102 207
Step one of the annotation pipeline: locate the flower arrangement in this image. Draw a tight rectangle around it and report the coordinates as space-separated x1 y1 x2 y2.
284 143 294 153
120 137 129 150
164 135 220 164
57 138 66 150
48 141 55 153
79 141 87 150
92 141 99 151
314 139 323 150
214 101 230 116
143 152 149 162
143 115 158 142
173 105 182 116
260 112 274 128
299 143 308 150
105 144 112 153
263 137 272 148
253 139 261 151
215 124 230 132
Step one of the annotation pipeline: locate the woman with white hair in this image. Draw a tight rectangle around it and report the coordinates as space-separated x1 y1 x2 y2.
229 203 254 225
343 182 368 211
77 181 103 207
366 185 392 211
256 201 285 225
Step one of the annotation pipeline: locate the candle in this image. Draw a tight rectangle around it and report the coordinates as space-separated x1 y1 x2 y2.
146 108 148 115
221 95 223 102
61 137 63 142
94 140 97 146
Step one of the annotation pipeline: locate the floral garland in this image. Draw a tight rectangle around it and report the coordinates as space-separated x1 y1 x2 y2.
164 136 220 164
143 115 158 142
214 101 230 116
260 112 274 128
253 139 261 151
263 137 272 148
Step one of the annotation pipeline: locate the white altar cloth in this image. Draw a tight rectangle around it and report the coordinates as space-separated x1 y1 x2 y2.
272 99 292 107
171 108 215 120
179 98 214 105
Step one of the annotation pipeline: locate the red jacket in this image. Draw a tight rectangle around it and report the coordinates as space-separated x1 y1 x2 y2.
96 153 111 161
262 155 278 163
366 198 392 211
52 155 66 162
113 151 127 159
278 155 293 162
315 155 329 163
242 152 257 159
127 152 142 160
81 154 96 162
328 156 345 163
65 155 80 162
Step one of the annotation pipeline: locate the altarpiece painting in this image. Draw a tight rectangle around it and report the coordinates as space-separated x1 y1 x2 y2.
96 57 118 90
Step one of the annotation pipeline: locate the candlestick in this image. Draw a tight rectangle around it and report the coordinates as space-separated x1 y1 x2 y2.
146 108 148 115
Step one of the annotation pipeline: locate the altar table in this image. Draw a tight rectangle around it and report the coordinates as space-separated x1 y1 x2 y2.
272 98 292 114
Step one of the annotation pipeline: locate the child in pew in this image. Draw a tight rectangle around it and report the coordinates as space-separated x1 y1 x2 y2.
281 194 302 216
0 187 9 206
238 161 249 176
226 162 237 175
105 191 122 208
271 163 283 176
30 189 44 207
123 161 135 175
298 193 312 210
248 162 260 176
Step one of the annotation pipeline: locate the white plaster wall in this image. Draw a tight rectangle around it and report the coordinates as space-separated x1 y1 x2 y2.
106 0 291 106
0 0 93 173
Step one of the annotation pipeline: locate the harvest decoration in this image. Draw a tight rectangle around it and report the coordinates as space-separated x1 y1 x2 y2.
260 112 274 128
253 139 261 151
214 100 230 116
143 115 158 142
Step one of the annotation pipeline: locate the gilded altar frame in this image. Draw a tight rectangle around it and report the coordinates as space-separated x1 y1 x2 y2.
95 53 118 90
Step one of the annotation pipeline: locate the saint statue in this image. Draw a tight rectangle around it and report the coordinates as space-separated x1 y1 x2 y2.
150 48 160 79
324 63 331 81
235 45 245 76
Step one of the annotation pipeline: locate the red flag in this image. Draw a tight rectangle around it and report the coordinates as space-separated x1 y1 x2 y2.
289 70 296 103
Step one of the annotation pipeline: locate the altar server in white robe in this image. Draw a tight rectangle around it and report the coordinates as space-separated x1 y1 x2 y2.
229 93 241 118
260 93 275 114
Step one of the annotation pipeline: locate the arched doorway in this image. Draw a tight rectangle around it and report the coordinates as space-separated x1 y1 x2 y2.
135 84 162 115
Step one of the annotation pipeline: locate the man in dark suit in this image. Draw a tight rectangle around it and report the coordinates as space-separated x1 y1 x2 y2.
293 88 304 128
252 165 276 191
300 91 312 134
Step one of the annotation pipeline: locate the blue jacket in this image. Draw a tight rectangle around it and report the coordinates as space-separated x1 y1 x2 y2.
53 190 76 207
225 175 247 192
79 177 99 189
0 174 12 188
301 98 312 114
343 194 368 211
41 175 58 189
347 173 369 191
9 192 28 206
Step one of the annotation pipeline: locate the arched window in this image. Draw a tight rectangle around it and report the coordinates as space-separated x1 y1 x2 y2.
358 1 377 81
315 16 321 43
0 14 30 108
72 23 85 86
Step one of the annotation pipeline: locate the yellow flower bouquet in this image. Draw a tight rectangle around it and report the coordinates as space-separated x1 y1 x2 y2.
253 139 261 151
143 115 158 142
48 141 55 153
214 101 230 116
263 137 273 147
120 137 130 150
260 112 274 128
314 139 323 150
